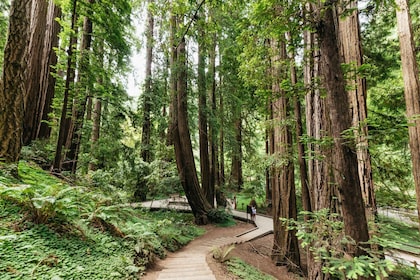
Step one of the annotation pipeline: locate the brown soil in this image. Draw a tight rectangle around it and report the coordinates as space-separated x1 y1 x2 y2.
142 221 300 280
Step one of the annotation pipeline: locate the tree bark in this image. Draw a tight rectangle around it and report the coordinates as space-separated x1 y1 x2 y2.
209 34 219 193
66 0 94 173
286 32 312 214
0 0 31 164
318 2 370 255
88 98 102 171
37 1 61 140
141 0 154 163
230 117 243 191
337 0 376 216
395 0 420 231
172 31 212 224
270 39 300 269
23 0 48 145
197 13 212 206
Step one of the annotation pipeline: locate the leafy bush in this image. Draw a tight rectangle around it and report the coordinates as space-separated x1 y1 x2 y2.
227 258 275 280
288 209 396 280
207 207 235 225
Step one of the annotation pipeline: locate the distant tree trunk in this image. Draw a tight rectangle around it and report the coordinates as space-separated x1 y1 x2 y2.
286 32 311 214
0 0 31 164
37 1 61 140
22 0 48 145
88 98 102 171
52 0 78 172
209 36 219 194
141 0 154 163
230 117 243 191
318 2 370 255
197 14 212 206
219 74 225 186
66 0 94 173
396 0 420 231
166 13 177 146
270 38 300 268
337 1 376 216
172 28 212 224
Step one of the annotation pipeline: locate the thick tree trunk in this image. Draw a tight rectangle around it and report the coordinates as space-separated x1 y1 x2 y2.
197 16 212 206
52 0 78 172
304 26 336 280
141 0 154 163
0 0 31 164
396 0 420 231
37 1 61 140
270 39 300 269
337 1 376 216
23 0 48 145
318 3 370 255
172 34 212 224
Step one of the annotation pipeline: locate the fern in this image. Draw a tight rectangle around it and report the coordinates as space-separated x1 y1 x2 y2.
212 244 235 263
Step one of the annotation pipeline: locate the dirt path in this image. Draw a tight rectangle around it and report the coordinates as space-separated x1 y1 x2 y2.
141 221 298 280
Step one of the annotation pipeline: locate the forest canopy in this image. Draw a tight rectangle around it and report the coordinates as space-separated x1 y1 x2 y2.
0 0 419 279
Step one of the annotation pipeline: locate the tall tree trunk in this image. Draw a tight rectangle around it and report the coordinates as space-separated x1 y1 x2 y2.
166 13 177 146
141 0 154 163
172 23 212 223
88 98 102 171
52 0 78 172
304 5 342 278
23 0 48 145
209 35 219 194
286 32 312 214
270 38 300 269
219 74 225 186
337 1 376 216
396 0 420 231
318 2 370 255
37 1 61 140
230 117 243 191
197 13 212 206
0 0 31 165
66 0 94 173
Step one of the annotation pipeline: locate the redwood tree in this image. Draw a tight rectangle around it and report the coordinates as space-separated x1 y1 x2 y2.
0 0 31 165
317 1 370 255
395 0 420 230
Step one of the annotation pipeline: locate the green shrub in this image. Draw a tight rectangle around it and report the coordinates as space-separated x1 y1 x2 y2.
288 209 396 280
227 258 275 280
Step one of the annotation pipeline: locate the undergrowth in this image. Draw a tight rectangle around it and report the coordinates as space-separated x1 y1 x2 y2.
0 161 203 279
227 258 276 280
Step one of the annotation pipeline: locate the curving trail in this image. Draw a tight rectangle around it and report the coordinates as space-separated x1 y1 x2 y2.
140 199 274 279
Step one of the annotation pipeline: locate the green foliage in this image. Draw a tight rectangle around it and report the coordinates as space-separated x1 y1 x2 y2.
0 162 86 225
207 207 235 226
0 162 204 279
388 265 420 280
288 209 396 280
226 258 276 280
212 244 235 263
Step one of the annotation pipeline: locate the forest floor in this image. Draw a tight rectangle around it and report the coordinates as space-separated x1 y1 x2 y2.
141 221 300 280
